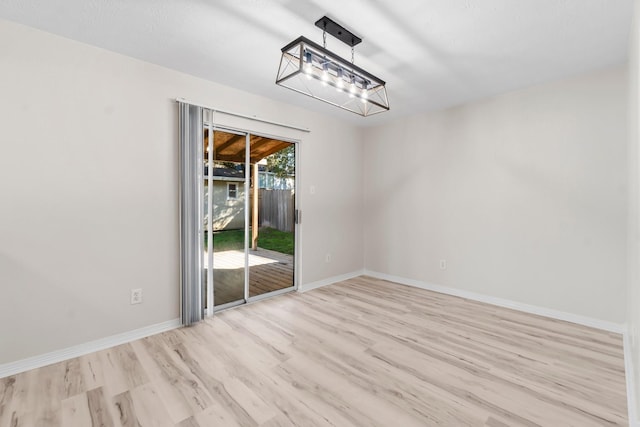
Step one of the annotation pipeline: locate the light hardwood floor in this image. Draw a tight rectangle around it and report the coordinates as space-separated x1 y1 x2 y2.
0 276 628 426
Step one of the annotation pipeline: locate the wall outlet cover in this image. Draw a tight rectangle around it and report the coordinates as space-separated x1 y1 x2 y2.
131 288 143 305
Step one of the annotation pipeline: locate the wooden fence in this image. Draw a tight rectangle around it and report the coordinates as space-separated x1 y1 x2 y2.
259 189 294 232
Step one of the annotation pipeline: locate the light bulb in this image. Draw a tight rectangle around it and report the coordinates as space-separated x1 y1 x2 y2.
336 68 344 91
321 60 329 86
349 75 356 98
303 51 312 76
360 79 369 103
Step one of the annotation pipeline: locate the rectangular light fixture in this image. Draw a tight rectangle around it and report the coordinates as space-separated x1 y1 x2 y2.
276 32 390 117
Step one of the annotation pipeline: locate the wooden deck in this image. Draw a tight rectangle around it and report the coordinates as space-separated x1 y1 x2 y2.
205 248 294 306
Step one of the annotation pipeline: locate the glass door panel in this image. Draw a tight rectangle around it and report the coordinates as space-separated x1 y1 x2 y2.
204 129 248 308
248 136 296 298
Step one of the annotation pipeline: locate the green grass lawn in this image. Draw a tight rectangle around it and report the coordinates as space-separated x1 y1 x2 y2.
257 227 295 255
205 227 294 255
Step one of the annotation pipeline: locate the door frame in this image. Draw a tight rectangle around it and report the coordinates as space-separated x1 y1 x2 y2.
205 124 301 314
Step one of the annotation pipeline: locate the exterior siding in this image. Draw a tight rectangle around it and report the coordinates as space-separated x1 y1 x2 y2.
205 180 246 231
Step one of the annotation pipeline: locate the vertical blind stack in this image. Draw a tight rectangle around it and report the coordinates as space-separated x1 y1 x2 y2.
178 102 204 326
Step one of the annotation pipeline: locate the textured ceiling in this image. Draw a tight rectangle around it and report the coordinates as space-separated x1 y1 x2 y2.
0 0 633 126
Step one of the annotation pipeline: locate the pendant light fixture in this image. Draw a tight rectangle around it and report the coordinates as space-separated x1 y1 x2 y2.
276 16 389 117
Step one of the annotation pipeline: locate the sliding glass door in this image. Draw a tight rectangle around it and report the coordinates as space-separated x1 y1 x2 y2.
203 127 297 313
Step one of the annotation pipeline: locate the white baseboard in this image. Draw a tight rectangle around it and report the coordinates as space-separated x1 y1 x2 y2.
624 329 640 427
0 318 181 379
363 269 625 334
298 269 365 293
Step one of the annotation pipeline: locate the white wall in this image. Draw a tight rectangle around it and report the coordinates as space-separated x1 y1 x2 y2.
627 0 640 422
363 67 628 324
0 19 364 364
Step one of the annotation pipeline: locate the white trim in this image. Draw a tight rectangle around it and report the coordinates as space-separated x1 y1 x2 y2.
0 318 181 379
293 141 301 292
208 123 302 145
247 286 296 303
243 133 251 302
362 270 625 334
212 299 245 312
298 269 365 293
625 328 640 427
206 120 214 317
177 97 311 133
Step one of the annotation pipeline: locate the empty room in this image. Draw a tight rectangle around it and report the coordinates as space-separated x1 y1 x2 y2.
1 0 640 426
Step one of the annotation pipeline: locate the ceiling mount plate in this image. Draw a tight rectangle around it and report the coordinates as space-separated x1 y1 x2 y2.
314 16 361 47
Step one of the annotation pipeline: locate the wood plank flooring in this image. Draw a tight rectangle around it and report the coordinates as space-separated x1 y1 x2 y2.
0 276 628 426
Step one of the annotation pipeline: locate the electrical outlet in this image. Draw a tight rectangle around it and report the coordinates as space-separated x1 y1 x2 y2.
130 288 143 305
310 185 316 195
325 253 331 263
439 260 447 270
